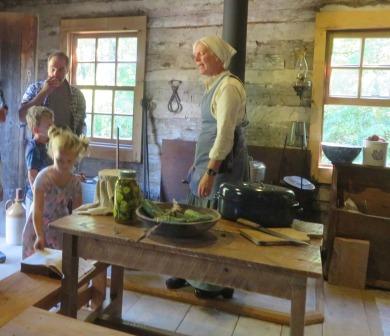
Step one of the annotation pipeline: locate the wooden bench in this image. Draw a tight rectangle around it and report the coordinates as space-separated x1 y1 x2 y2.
0 263 108 327
0 306 133 335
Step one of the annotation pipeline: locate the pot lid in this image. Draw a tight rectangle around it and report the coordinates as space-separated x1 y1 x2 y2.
283 176 315 191
218 182 297 204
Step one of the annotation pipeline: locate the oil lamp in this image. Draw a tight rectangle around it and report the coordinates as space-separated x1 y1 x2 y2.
293 48 311 106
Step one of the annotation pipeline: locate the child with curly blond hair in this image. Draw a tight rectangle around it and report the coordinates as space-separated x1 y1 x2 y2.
22 126 89 258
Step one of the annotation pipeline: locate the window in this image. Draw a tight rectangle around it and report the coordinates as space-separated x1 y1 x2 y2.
321 31 390 165
309 11 390 183
60 17 146 162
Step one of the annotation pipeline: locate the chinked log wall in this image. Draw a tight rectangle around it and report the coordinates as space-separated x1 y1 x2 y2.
1 0 388 227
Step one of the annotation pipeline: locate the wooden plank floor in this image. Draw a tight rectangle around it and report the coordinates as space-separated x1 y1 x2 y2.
1 241 389 336
117 272 389 336
0 238 21 280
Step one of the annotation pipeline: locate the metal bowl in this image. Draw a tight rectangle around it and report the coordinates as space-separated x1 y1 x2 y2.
321 142 362 164
136 202 221 238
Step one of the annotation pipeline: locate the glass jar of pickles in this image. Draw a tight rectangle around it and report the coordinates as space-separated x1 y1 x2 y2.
113 170 142 224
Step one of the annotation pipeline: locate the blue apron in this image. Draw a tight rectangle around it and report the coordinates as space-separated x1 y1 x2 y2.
187 73 249 292
189 73 248 203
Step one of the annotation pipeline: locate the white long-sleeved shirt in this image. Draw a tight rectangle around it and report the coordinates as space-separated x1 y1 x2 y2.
203 71 246 161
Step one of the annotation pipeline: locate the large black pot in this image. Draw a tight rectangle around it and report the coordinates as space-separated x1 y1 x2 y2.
217 182 300 227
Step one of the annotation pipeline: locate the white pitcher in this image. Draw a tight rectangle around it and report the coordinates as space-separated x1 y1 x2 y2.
363 139 388 167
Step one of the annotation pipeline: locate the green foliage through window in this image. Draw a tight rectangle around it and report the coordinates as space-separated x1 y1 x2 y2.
324 32 390 167
322 105 390 165
74 34 137 141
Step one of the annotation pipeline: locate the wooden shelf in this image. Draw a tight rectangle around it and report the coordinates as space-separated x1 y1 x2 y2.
325 164 390 289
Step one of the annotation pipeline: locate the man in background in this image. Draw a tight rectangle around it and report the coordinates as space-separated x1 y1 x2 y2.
0 90 8 263
18 51 85 136
0 88 8 204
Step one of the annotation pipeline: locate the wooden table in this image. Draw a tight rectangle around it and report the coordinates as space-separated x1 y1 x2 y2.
51 215 322 336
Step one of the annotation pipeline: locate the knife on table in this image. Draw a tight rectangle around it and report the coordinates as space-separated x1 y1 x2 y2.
237 218 311 246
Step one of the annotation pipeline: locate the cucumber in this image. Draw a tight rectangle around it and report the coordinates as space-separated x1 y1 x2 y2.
155 214 186 223
141 200 214 223
183 209 213 222
141 199 165 218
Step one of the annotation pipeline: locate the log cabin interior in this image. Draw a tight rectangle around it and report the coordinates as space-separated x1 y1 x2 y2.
0 0 389 335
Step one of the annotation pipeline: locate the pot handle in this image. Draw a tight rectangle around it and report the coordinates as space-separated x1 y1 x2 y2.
209 193 220 210
292 201 300 208
291 201 304 214
5 199 13 211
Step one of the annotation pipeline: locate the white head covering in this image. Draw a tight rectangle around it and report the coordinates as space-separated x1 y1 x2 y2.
193 35 236 69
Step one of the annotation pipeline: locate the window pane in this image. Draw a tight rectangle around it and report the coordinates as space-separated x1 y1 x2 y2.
94 90 112 114
117 63 136 86
96 63 115 86
81 89 93 113
361 70 390 98
118 37 137 62
76 63 95 85
76 38 95 62
114 115 133 140
363 38 390 66
322 105 390 165
329 69 359 97
85 113 92 137
97 38 116 61
71 32 141 147
114 90 134 115
331 38 361 66
93 114 112 139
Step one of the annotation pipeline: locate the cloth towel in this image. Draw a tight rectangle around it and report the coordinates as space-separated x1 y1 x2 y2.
74 169 120 216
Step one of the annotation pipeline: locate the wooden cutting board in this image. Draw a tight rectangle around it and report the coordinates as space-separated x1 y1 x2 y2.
291 219 323 238
239 228 311 246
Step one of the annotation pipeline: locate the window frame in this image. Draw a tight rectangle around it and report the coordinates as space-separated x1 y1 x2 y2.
309 11 390 184
325 30 390 106
60 16 147 162
71 32 137 146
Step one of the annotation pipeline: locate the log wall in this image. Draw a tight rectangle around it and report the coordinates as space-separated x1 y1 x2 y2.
0 0 389 211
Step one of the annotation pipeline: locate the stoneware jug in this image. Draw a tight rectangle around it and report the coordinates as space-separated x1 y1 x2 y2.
5 188 25 245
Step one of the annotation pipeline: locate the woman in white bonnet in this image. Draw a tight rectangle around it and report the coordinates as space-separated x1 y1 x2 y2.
166 35 249 299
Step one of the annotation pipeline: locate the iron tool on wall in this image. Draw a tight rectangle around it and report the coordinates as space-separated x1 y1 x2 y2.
168 80 183 113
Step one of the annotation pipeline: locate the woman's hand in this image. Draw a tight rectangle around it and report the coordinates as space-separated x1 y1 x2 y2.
197 173 215 198
34 234 45 251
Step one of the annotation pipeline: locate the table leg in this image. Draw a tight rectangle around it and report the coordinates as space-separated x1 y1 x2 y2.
110 265 124 318
290 278 307 336
60 233 79 318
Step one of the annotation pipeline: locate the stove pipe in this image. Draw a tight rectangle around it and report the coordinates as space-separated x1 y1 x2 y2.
222 0 248 82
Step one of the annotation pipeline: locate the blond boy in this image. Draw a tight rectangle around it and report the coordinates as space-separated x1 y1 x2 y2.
25 106 54 216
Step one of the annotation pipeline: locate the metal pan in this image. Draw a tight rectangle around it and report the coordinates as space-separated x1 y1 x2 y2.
136 203 221 238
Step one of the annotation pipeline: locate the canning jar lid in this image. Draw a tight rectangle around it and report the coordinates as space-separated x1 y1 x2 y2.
119 170 136 179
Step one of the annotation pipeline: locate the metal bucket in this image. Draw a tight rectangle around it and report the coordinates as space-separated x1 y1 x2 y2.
249 159 266 183
81 177 98 204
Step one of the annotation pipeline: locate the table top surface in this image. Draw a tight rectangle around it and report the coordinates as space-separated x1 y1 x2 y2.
0 272 60 327
0 307 132 335
51 215 322 278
